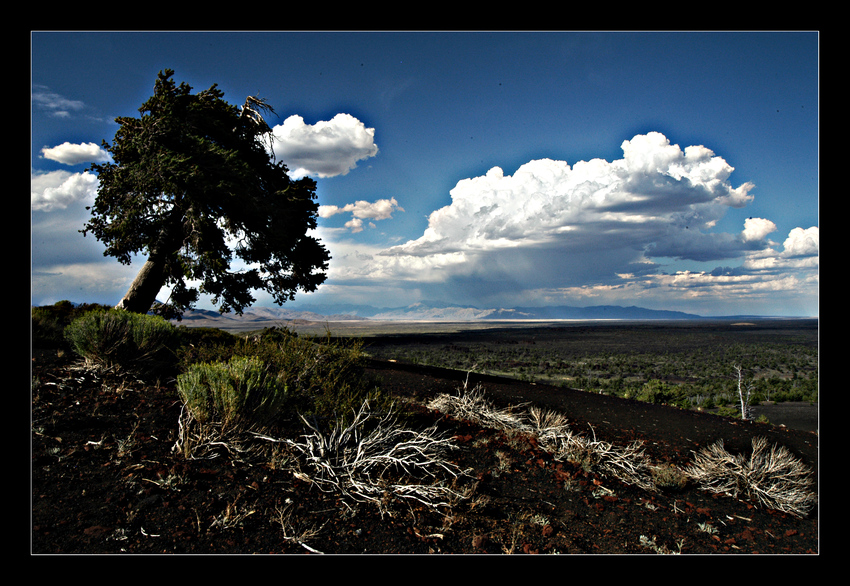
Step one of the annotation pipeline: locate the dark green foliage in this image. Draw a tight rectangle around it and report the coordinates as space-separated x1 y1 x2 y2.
635 380 677 405
239 329 390 425
174 326 242 368
63 308 177 375
82 69 330 318
31 301 114 349
366 321 819 409
177 355 289 431
175 327 389 428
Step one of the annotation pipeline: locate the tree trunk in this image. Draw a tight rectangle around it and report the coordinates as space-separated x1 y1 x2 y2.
114 255 169 314
115 213 183 314
735 366 753 421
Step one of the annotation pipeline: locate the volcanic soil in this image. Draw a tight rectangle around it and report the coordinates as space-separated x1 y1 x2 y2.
32 351 818 555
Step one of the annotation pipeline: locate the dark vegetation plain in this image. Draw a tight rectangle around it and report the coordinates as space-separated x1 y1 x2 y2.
359 319 819 427
32 305 819 554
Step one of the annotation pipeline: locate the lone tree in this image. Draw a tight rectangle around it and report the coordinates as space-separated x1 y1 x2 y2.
82 69 330 319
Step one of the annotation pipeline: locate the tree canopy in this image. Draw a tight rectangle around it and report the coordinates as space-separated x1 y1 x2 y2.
82 69 330 318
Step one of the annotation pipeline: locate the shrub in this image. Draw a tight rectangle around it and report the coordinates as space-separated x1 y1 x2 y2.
427 379 529 432
635 380 676 405
31 300 112 349
234 328 388 424
685 437 817 518
172 329 390 462
176 355 289 431
546 430 657 492
281 399 468 515
174 326 241 368
63 308 177 374
176 327 388 427
649 463 690 491
430 381 658 491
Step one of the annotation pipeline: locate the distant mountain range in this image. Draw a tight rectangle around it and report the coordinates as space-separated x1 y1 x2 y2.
176 300 711 324
41 300 801 324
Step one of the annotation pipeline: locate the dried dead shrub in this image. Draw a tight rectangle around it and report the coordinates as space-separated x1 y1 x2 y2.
277 400 470 516
546 429 657 491
427 379 529 432
429 381 657 491
685 436 816 518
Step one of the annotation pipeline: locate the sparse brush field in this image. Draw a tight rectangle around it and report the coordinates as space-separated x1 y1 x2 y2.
361 320 819 418
31 305 818 554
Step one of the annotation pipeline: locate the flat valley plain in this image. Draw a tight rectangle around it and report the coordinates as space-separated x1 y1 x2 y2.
195 316 819 431
364 319 818 423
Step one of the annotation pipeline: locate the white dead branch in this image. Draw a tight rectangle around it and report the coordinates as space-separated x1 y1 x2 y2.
734 365 755 421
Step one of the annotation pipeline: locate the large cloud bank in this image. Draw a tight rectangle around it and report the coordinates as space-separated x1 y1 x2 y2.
387 132 755 260
332 132 816 310
271 113 379 179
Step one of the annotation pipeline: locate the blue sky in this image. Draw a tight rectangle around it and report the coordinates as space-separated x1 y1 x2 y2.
31 31 819 317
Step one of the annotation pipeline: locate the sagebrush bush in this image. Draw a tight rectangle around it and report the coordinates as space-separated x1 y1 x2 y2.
173 328 391 462
63 308 177 374
31 300 113 349
234 328 388 423
649 463 690 491
176 327 388 427
174 326 241 368
636 380 675 405
282 399 467 515
177 355 289 431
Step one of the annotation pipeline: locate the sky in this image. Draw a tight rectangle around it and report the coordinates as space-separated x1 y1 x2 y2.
31 31 819 317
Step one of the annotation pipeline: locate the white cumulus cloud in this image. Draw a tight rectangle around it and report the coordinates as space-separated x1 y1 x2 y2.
31 170 98 212
319 197 403 220
319 197 404 232
271 113 379 179
781 226 818 257
382 132 757 264
323 131 817 310
742 217 777 242
41 142 111 166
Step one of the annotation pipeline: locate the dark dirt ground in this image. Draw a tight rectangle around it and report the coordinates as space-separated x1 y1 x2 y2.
31 350 819 555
